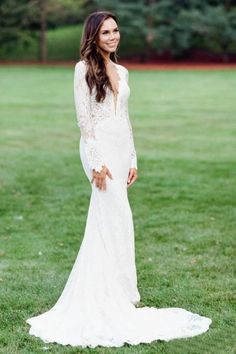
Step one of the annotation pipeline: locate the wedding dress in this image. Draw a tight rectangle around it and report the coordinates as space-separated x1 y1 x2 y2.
26 60 212 348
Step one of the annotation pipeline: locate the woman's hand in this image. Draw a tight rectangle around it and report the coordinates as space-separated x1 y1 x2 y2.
91 165 113 191
127 168 138 188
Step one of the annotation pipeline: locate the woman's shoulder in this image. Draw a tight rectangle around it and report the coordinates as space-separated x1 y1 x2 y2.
114 62 128 74
75 59 127 71
75 60 87 73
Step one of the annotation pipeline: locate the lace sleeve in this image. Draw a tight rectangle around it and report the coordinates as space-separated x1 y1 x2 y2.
125 68 138 170
73 61 104 173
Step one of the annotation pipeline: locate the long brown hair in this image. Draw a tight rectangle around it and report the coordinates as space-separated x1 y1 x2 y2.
80 11 119 103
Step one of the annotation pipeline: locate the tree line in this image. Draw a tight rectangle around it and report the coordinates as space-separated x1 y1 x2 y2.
1 0 236 62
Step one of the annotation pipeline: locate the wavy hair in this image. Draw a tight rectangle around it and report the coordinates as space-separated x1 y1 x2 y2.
80 11 119 103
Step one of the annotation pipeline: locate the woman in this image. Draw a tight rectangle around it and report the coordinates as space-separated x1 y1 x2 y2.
26 11 212 348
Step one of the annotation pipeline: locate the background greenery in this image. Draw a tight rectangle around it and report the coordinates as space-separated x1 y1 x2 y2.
0 66 235 353
0 25 83 61
1 0 236 61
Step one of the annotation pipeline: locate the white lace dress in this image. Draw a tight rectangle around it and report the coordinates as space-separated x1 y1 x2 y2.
26 60 212 348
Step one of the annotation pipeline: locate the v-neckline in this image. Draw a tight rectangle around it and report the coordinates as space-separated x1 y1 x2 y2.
108 61 121 115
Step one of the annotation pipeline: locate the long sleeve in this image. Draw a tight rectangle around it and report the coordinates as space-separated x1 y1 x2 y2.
125 69 138 170
73 61 104 173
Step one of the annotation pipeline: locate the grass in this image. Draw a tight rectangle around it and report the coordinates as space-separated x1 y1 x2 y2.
0 66 235 354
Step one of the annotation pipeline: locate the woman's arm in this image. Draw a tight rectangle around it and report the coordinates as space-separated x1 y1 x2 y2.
74 61 104 173
125 68 138 188
74 61 113 190
125 68 138 170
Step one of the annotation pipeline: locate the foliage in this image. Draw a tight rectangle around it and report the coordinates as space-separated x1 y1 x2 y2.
0 0 236 60
0 25 83 61
47 25 83 60
93 0 236 59
0 0 37 51
0 0 86 59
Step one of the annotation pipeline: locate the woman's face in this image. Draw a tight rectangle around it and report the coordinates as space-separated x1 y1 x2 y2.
97 17 120 54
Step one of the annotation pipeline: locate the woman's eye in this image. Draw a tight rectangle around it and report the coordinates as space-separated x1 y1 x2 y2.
101 29 119 35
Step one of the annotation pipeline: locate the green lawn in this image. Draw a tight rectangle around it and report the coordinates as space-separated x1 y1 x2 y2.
0 66 235 354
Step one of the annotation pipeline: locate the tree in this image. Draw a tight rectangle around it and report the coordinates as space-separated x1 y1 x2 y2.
0 0 36 53
92 0 236 60
39 0 47 62
0 0 87 61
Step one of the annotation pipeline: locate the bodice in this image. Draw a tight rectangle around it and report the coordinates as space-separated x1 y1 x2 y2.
89 63 130 123
73 60 137 172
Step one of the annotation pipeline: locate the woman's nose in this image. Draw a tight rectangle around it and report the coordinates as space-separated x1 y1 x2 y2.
109 32 116 40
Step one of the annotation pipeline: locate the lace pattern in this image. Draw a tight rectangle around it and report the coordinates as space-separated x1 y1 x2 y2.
124 69 137 169
74 60 137 171
74 61 104 172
